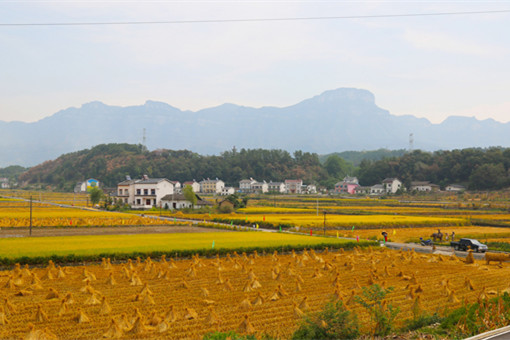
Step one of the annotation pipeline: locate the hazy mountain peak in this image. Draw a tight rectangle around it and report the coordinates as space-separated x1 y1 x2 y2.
312 88 375 104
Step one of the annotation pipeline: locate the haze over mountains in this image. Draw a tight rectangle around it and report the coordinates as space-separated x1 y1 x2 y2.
1 88 509 167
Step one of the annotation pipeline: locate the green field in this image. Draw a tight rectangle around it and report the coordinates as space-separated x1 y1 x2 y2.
0 232 359 259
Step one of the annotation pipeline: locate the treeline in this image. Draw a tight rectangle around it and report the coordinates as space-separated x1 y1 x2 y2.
358 147 510 190
15 144 510 192
18 144 332 191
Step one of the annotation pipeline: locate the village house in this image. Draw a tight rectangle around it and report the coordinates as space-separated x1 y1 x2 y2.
334 176 360 194
370 184 385 195
182 180 201 193
410 181 440 192
116 175 174 209
285 179 303 194
0 177 10 189
304 184 317 194
199 178 225 194
239 178 257 193
220 187 236 196
251 181 268 193
445 184 465 192
354 186 371 195
160 193 211 210
267 181 286 193
382 178 402 194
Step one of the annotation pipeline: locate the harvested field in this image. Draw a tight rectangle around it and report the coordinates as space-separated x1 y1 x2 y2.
0 247 509 339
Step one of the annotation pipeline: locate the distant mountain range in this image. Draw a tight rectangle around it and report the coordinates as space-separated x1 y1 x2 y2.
1 88 509 167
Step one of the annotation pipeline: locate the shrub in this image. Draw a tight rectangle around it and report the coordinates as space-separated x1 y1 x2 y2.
292 299 360 340
355 284 399 337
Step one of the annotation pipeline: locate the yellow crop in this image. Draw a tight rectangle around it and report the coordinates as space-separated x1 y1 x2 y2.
0 248 509 339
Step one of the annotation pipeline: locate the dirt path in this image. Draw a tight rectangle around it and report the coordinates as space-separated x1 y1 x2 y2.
0 225 231 238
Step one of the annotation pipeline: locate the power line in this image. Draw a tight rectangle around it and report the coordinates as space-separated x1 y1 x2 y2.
0 9 509 27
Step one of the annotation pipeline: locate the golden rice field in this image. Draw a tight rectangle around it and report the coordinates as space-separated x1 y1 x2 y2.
0 190 89 207
0 200 174 228
0 247 509 339
183 212 466 229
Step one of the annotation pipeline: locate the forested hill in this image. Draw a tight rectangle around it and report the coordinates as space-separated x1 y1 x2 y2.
15 144 510 191
17 144 336 191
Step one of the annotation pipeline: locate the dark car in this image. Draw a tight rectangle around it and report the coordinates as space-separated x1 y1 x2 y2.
450 238 488 252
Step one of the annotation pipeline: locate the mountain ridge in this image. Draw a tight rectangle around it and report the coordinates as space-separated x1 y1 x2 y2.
1 87 509 167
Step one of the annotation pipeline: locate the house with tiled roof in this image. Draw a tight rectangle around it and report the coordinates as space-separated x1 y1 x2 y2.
116 175 175 209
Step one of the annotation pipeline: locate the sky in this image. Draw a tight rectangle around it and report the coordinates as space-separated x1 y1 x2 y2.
0 1 509 124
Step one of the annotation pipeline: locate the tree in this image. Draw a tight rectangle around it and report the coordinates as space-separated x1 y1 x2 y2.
355 284 399 337
324 155 353 179
183 185 197 208
89 187 104 206
292 299 359 340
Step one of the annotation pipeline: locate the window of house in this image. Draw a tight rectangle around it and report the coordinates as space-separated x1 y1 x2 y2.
151 189 155 195
136 189 141 195
144 189 148 195
136 199 141 205
146 199 151 205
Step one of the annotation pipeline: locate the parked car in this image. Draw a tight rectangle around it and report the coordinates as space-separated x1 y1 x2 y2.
450 238 488 252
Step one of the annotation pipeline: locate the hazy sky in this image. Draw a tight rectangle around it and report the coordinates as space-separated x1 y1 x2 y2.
1 1 509 124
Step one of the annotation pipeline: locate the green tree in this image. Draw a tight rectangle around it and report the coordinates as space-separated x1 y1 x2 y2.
355 284 399 337
324 155 353 179
89 187 104 206
292 299 359 340
183 185 197 208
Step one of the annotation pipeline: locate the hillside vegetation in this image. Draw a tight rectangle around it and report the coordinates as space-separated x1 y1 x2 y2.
15 144 510 192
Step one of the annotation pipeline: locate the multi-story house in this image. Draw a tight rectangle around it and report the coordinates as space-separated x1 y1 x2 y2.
117 175 174 209
239 178 257 193
382 178 402 194
285 179 303 194
267 181 286 193
199 178 225 194
335 176 359 194
251 181 268 193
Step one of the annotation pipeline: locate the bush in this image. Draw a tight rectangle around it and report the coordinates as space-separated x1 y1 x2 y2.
292 299 360 340
355 284 399 337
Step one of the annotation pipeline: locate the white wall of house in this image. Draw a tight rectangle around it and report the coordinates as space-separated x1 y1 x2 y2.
383 178 402 194
220 187 235 195
117 178 174 209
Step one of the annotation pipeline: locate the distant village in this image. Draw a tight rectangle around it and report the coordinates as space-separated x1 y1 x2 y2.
71 175 466 210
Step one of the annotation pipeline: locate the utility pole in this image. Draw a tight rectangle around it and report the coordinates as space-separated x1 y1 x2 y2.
29 196 32 236
323 211 327 236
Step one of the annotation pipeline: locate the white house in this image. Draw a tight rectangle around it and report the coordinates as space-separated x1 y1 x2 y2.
354 186 371 195
304 184 317 194
446 184 465 192
182 180 201 193
285 179 303 194
0 177 10 189
370 184 385 195
160 193 212 210
239 178 257 193
382 178 402 194
116 175 174 209
267 181 286 193
220 187 236 196
410 181 440 192
199 178 225 194
251 181 268 193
